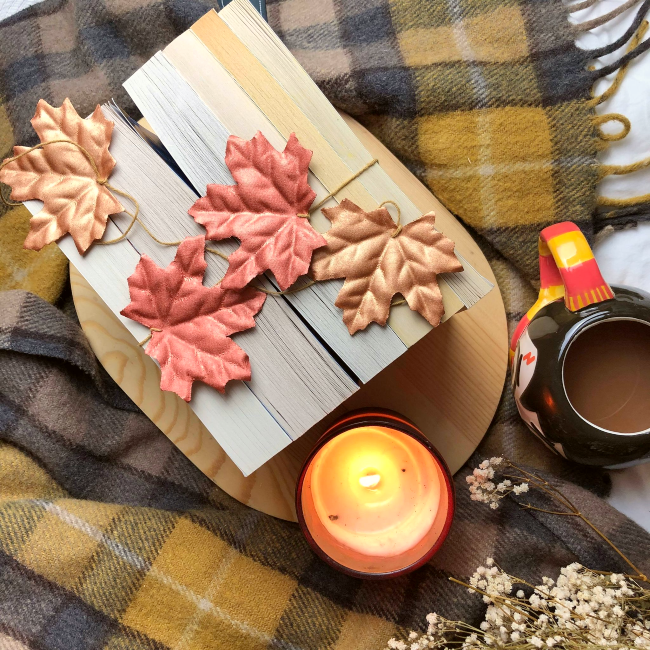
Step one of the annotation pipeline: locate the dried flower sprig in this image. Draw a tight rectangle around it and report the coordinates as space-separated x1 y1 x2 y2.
466 457 529 509
385 459 650 650
387 561 650 649
467 457 647 583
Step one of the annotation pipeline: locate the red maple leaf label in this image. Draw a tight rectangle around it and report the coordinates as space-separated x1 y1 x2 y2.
188 132 326 291
121 236 266 401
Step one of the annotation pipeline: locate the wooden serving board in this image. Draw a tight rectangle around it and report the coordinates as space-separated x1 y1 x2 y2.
71 114 508 522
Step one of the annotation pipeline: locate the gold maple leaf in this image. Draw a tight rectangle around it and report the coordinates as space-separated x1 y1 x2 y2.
0 98 123 253
310 199 463 334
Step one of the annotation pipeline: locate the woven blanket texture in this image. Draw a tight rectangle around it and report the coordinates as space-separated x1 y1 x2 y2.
0 289 649 650
0 0 650 648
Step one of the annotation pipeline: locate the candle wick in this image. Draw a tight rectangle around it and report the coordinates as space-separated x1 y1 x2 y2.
359 473 381 489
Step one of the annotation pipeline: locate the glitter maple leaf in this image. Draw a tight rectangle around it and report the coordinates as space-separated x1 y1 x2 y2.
188 131 326 291
121 236 266 401
310 199 463 334
0 98 123 253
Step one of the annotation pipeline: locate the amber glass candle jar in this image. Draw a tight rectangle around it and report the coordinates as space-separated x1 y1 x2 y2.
296 410 455 579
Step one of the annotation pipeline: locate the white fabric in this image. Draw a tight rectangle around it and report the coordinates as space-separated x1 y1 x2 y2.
596 227 650 533
569 1 650 532
572 0 650 202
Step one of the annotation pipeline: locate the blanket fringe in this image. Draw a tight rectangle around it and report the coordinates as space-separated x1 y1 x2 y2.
598 193 650 207
589 21 649 105
600 157 650 177
573 0 642 32
583 0 650 58
589 19 650 77
594 113 631 141
567 0 600 13
580 12 650 211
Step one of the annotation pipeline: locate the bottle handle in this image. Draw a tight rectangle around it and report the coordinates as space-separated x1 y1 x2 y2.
510 222 613 361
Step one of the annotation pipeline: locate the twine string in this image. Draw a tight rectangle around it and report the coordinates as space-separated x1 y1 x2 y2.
381 200 406 305
264 158 399 298
380 199 403 237
100 189 229 260
3 141 407 305
297 158 379 217
0 138 231 262
256 279 316 296
271 196 406 304
138 327 162 347
0 139 108 208
98 182 141 245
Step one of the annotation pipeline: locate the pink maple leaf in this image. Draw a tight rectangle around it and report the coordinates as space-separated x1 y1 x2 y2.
188 131 325 291
121 235 266 401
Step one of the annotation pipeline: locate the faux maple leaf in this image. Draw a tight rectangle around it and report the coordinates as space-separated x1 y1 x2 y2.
310 199 463 334
189 131 326 291
121 235 266 401
0 98 122 253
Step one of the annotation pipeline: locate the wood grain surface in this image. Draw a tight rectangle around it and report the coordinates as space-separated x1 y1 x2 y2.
71 115 509 522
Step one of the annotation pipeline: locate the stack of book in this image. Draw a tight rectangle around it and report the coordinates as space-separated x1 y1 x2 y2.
24 0 492 476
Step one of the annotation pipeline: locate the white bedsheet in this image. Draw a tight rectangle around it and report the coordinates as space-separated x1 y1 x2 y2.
596 227 650 533
572 0 650 532
0 0 45 23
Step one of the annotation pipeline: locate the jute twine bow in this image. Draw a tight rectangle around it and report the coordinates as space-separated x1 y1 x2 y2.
380 200 403 238
296 158 379 218
0 139 140 245
289 158 407 304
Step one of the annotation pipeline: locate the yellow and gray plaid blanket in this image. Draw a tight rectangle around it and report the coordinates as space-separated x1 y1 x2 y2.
1 0 650 648
1 289 649 649
270 0 650 278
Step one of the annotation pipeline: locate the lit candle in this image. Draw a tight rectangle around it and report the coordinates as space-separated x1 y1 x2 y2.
296 411 455 578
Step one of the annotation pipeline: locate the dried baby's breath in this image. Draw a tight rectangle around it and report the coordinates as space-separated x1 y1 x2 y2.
386 459 650 650
466 457 529 509
387 562 650 650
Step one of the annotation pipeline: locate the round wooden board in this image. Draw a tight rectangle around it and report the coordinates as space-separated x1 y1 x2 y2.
71 114 509 522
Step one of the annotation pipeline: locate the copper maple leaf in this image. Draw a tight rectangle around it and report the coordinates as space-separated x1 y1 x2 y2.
0 98 122 253
188 131 326 291
310 199 463 334
121 235 266 401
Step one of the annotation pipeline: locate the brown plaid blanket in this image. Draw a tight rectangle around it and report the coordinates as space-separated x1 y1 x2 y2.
1 289 649 649
270 0 650 279
1 0 650 648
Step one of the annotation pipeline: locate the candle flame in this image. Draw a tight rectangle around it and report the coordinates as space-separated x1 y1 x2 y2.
359 473 381 489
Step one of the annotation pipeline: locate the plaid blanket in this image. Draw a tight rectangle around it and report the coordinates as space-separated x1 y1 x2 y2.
1 289 649 650
1 0 650 648
1 0 649 294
